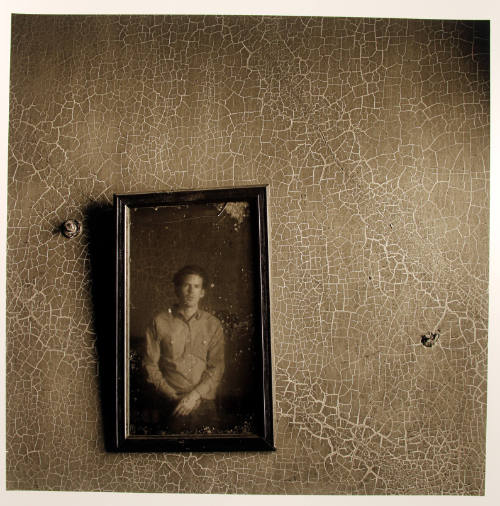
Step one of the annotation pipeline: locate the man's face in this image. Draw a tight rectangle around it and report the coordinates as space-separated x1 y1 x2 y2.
176 274 205 308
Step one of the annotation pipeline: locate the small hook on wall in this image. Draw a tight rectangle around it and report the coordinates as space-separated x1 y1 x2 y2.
61 219 82 238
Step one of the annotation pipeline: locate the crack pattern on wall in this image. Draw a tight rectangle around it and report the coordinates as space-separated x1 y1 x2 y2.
7 15 489 494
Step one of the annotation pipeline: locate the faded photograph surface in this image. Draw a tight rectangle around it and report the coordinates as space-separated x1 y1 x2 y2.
128 201 262 435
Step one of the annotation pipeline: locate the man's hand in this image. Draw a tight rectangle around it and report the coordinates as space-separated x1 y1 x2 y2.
173 390 201 417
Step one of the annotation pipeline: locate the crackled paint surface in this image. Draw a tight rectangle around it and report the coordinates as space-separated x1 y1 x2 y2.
7 15 489 494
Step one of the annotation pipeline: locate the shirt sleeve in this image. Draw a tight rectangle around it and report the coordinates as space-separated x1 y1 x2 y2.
194 321 225 399
143 318 178 400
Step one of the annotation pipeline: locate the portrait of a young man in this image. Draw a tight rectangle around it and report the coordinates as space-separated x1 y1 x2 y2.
119 191 273 447
142 265 225 433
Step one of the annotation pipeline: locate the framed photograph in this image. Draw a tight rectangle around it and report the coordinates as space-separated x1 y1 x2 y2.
113 186 274 451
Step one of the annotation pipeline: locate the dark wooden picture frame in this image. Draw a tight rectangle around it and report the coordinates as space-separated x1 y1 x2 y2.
114 187 274 451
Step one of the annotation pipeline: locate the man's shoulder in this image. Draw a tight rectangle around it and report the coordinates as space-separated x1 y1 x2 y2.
153 308 176 323
198 309 222 327
153 308 221 325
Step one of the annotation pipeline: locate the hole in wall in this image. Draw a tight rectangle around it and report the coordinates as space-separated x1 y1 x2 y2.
421 330 440 348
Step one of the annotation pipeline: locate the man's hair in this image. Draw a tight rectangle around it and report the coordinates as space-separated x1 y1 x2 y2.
172 265 208 288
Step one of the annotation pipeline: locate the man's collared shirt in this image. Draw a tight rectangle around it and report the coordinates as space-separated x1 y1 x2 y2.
144 306 224 400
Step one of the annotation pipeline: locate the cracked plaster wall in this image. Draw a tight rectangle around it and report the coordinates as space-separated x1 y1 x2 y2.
7 15 489 494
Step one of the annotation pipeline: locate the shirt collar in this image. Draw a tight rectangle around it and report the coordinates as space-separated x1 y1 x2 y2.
172 305 202 321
